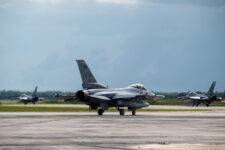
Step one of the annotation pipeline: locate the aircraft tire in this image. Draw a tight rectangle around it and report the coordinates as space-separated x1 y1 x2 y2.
98 109 104 116
132 110 136 116
119 109 125 116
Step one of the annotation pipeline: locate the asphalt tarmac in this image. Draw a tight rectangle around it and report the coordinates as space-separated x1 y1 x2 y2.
2 104 225 111
0 109 225 150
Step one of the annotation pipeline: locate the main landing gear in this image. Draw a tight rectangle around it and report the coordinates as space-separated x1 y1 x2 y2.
192 103 200 107
97 106 137 116
119 109 125 116
117 108 136 116
128 107 136 116
97 107 104 116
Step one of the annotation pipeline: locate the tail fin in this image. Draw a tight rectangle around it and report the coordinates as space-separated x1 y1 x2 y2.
207 81 216 95
76 60 106 89
32 86 38 97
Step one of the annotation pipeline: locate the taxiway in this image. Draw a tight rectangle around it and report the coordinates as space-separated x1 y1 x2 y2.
0 109 225 149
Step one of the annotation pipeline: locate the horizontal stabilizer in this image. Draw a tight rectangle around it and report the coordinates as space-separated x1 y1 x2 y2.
55 93 78 101
177 96 184 100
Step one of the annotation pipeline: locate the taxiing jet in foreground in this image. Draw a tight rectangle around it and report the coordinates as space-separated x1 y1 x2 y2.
178 81 222 107
18 86 40 105
58 60 164 116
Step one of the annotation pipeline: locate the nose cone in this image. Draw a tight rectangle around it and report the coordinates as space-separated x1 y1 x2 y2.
145 91 156 100
147 91 156 97
143 102 150 107
217 97 223 101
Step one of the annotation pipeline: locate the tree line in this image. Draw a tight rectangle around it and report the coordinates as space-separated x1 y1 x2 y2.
0 90 74 100
0 90 225 100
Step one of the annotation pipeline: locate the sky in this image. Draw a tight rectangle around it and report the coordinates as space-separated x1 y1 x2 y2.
0 0 225 92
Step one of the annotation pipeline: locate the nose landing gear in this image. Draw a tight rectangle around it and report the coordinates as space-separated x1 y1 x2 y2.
132 110 136 116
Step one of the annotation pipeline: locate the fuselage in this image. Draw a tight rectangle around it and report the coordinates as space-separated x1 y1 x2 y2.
184 92 220 107
76 86 155 110
18 94 38 104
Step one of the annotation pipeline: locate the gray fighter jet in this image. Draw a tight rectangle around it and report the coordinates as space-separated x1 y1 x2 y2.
179 81 222 107
18 86 40 105
58 60 164 116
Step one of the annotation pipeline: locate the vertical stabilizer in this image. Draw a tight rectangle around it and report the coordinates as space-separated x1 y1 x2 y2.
32 86 38 97
207 81 216 95
76 60 106 89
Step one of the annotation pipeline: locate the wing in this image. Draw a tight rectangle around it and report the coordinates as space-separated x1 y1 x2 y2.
189 96 208 100
112 92 144 100
112 92 164 101
89 95 111 101
88 95 112 110
189 96 201 100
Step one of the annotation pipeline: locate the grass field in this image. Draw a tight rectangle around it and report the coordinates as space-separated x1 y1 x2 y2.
149 99 225 107
0 100 83 105
1 99 225 106
0 106 211 112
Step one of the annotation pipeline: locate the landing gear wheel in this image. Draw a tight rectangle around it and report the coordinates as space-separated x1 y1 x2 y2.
119 109 125 116
98 109 104 116
206 104 210 107
132 110 136 116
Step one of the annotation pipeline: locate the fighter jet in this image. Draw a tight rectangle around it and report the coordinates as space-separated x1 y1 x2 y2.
58 60 164 116
179 81 222 107
18 86 40 105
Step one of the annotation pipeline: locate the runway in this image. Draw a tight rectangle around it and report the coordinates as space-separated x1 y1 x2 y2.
0 110 225 150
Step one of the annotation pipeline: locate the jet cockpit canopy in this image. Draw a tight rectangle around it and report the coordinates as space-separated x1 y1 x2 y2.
20 94 27 97
187 92 197 96
129 84 147 90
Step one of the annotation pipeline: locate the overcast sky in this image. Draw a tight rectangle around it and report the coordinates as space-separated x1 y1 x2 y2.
0 0 225 92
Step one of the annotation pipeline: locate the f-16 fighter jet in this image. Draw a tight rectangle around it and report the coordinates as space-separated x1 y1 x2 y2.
179 81 222 107
18 86 40 105
58 60 164 116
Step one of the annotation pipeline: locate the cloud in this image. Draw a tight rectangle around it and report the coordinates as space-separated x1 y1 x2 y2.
28 0 64 5
96 0 138 5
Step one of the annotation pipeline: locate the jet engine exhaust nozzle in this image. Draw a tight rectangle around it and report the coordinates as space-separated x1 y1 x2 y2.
76 90 89 101
212 95 217 100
